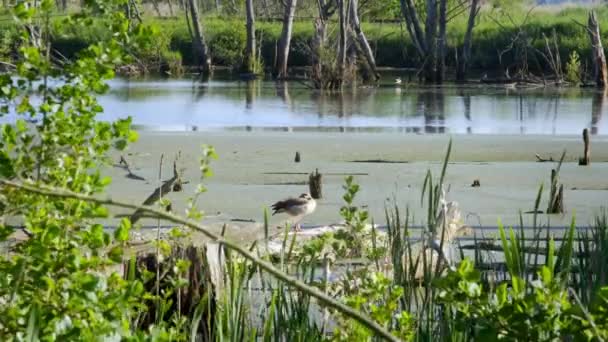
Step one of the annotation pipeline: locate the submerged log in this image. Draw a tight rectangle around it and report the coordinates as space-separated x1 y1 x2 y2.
309 169 322 199
578 128 590 165
588 11 607 88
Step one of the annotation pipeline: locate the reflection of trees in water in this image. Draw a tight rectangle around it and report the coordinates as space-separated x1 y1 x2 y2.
591 90 605 135
191 81 206 102
245 80 258 110
275 81 292 108
545 93 560 135
416 89 445 133
458 88 472 134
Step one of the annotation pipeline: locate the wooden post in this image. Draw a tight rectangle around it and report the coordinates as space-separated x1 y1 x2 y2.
579 128 590 165
588 11 607 88
309 169 322 199
294 151 301 163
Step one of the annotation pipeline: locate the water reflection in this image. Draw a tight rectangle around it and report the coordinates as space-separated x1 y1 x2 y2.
416 89 446 133
96 77 608 135
591 90 605 135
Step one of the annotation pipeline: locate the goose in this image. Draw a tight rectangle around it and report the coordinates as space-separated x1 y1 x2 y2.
271 193 317 231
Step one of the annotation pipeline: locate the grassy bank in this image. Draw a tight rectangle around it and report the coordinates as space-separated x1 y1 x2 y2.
1 7 608 75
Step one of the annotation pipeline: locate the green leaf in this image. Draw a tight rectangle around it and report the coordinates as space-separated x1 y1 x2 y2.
114 218 131 242
108 246 124 263
0 151 15 178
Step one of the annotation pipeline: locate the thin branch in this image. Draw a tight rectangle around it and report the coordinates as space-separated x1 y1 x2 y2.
0 179 400 342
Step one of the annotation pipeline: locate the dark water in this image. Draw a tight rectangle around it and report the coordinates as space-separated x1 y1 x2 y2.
98 74 607 135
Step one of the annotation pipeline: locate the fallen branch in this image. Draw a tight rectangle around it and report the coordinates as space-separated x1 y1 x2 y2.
535 153 554 162
0 179 399 342
130 160 181 224
117 156 146 181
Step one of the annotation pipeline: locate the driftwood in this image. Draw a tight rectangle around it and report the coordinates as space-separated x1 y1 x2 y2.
578 128 590 165
535 153 554 162
130 160 182 224
117 156 146 181
309 169 322 199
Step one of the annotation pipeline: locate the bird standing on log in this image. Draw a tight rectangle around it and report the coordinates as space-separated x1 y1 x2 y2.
271 193 317 231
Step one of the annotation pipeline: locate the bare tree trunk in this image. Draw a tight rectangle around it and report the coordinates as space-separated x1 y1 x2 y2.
275 0 297 78
436 0 447 82
243 0 256 73
312 17 327 88
338 0 348 77
151 0 162 16
187 0 211 73
399 0 427 57
349 0 378 81
456 0 479 82
424 0 437 83
167 0 175 16
588 11 607 88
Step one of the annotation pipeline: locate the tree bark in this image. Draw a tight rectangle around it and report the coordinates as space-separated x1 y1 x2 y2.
151 0 162 16
423 0 437 83
244 0 256 73
349 0 378 81
399 0 427 57
275 0 297 78
456 0 479 82
167 0 175 16
588 11 607 88
436 0 447 82
187 0 211 73
337 0 348 77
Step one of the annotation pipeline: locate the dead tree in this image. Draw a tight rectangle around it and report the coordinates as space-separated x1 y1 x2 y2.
311 1 335 85
243 0 256 74
337 0 348 82
456 0 480 82
187 0 211 73
275 0 298 78
349 0 379 81
437 0 447 82
424 0 438 82
588 11 607 88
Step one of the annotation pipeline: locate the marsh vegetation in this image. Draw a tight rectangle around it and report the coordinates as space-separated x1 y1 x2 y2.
1 1 608 341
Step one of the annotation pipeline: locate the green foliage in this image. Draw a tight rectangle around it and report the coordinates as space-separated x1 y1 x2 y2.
566 50 582 85
207 23 246 67
5 7 608 74
0 0 178 339
334 272 415 341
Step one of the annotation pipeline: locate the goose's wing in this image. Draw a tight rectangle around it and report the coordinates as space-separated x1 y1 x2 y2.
271 197 309 215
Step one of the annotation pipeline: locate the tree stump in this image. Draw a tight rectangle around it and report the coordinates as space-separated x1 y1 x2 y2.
294 151 301 163
578 128 590 165
547 169 564 214
309 169 322 199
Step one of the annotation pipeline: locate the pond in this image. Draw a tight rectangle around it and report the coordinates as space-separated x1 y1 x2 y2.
99 73 607 136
